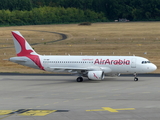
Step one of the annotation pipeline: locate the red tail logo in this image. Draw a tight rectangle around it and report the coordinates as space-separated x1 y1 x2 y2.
12 32 44 70
12 32 34 56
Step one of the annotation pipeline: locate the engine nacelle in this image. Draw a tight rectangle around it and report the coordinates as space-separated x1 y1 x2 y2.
88 71 104 80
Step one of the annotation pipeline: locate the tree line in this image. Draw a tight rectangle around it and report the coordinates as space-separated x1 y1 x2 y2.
0 7 106 25
0 0 160 25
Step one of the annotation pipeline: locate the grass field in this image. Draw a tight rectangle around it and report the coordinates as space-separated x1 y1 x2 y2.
0 22 160 73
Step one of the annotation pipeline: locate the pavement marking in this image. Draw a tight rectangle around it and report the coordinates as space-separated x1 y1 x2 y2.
0 109 69 116
53 102 59 104
19 110 57 116
0 110 13 115
86 107 135 112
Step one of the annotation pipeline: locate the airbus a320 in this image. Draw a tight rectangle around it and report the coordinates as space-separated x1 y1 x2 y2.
9 31 157 82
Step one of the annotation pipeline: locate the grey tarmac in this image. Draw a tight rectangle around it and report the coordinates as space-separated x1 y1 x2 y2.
0 74 160 120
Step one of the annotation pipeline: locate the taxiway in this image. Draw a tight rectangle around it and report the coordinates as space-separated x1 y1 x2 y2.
0 74 160 120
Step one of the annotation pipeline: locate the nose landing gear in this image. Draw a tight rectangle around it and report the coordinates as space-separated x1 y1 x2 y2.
134 73 138 81
134 77 138 81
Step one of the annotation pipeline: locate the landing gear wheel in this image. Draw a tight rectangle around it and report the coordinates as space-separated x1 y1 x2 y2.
77 77 83 82
134 77 138 81
133 72 138 81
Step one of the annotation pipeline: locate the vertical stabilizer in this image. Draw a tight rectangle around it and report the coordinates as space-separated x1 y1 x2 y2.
11 31 38 56
11 31 44 70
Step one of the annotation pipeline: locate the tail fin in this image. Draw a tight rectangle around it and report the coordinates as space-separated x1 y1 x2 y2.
11 31 44 70
11 31 38 56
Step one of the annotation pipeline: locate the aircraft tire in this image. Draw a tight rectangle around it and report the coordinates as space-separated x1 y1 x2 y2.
134 77 138 81
77 77 83 82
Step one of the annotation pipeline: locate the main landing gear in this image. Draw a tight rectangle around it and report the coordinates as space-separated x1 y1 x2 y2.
77 77 83 82
134 73 138 81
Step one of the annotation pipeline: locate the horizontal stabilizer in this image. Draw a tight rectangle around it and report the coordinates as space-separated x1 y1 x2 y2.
9 57 27 62
3 59 9 61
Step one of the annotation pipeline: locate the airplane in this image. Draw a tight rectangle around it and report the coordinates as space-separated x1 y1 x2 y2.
9 31 157 82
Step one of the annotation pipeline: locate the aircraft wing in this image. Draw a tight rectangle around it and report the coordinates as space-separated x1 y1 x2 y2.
48 66 111 73
49 67 91 71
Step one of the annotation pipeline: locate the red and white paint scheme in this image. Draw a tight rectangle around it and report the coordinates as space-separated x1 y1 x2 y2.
9 31 157 82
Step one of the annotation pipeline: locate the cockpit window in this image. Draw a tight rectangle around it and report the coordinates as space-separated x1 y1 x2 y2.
142 61 151 64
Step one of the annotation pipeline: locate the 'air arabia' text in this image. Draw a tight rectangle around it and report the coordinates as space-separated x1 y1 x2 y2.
94 59 130 65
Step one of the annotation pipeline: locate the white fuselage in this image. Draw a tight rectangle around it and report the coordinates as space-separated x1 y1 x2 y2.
10 55 156 74
9 31 157 82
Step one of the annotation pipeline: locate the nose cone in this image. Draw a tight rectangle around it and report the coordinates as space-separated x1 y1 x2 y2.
150 64 157 72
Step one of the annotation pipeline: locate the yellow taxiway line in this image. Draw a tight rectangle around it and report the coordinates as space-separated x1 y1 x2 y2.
86 107 135 112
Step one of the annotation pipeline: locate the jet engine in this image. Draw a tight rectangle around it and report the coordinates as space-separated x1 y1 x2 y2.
88 71 104 80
